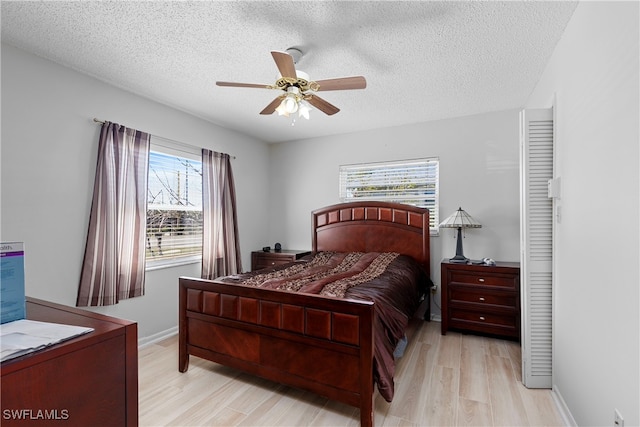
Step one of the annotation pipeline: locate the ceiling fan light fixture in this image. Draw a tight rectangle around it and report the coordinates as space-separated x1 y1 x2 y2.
298 100 311 120
277 86 301 115
275 100 289 117
283 94 299 114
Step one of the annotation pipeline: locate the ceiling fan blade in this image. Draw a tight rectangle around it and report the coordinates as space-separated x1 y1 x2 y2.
306 95 340 116
260 97 284 115
313 76 367 91
271 51 297 79
216 81 272 89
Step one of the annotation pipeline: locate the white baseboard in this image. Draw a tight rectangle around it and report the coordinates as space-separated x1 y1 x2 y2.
552 384 577 426
138 326 178 348
431 314 442 322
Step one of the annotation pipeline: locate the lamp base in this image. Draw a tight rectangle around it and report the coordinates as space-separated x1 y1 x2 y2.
451 227 468 263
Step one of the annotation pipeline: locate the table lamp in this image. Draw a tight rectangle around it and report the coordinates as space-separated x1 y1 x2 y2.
439 207 481 263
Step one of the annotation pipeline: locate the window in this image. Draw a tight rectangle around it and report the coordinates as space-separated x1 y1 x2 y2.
146 143 203 267
339 158 439 234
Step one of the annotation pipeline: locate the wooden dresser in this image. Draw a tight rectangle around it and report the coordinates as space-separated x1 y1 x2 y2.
251 249 311 271
441 260 520 340
1 297 138 426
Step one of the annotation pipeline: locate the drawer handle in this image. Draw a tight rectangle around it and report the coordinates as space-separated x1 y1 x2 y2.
479 316 486 321
479 297 485 301
478 278 485 282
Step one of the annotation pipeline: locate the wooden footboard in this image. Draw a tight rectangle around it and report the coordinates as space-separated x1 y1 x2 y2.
179 277 376 427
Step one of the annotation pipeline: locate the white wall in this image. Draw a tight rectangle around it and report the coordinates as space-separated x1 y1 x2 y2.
1 44 271 342
526 2 639 425
268 109 521 317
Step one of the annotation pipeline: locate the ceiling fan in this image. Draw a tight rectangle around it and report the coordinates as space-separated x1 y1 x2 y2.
216 48 367 118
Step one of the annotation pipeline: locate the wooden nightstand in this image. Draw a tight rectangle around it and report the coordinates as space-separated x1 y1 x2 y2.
251 249 311 271
441 259 520 340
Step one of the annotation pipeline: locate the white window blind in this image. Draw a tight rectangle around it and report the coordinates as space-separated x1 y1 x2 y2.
146 143 203 266
339 158 439 233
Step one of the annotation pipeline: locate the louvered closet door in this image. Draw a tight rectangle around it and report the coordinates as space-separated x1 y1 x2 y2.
520 108 553 388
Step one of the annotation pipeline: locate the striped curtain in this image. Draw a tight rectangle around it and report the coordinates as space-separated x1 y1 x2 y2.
77 122 150 306
201 149 242 279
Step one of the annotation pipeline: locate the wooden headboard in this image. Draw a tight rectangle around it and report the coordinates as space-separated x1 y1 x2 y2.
312 201 431 276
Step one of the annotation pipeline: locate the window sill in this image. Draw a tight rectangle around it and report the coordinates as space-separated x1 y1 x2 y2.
145 256 201 272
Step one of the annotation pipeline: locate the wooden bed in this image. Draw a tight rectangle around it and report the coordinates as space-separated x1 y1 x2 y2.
179 201 431 427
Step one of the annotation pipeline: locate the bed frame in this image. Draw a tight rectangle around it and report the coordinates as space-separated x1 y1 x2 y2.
179 201 431 427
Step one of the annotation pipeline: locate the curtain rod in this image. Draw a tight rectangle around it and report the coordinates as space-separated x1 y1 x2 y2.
92 118 236 160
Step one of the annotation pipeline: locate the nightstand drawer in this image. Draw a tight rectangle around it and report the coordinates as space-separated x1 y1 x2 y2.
449 308 517 329
449 286 517 308
254 254 292 269
251 250 311 271
449 271 517 289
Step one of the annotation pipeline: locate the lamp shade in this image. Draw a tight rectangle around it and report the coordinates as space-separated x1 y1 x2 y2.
439 207 481 262
439 207 482 229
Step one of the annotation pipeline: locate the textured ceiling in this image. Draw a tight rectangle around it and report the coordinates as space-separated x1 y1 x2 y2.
1 1 577 143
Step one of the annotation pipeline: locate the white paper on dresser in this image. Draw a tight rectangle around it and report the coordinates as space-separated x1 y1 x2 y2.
0 319 93 362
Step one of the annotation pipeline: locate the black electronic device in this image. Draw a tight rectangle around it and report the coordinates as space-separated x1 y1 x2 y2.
274 242 282 252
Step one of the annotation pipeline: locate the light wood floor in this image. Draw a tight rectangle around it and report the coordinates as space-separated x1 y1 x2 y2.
138 319 565 426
